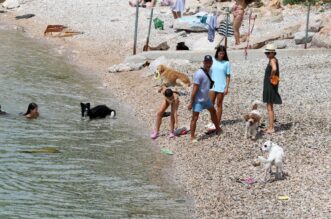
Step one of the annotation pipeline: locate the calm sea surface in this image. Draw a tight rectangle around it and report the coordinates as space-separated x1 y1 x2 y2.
0 29 190 218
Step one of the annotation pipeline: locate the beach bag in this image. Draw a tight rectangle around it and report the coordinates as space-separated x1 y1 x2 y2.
200 67 214 89
270 75 280 86
153 18 164 30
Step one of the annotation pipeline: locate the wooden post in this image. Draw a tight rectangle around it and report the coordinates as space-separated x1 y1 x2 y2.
304 1 311 49
133 0 140 55
146 8 154 49
225 7 229 48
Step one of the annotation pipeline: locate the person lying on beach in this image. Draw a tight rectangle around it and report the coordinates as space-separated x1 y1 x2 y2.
129 0 156 8
24 102 39 119
150 86 180 139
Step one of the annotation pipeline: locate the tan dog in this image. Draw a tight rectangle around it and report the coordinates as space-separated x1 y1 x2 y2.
155 64 191 88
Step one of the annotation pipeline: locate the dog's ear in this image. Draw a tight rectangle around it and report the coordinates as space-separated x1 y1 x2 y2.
251 114 261 123
80 102 85 107
244 114 250 121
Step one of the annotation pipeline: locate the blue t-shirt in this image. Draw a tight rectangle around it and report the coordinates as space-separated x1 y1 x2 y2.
193 68 211 102
211 58 231 93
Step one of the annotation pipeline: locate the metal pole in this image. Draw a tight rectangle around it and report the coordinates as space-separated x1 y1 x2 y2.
304 1 311 49
133 0 139 55
146 8 154 48
225 7 229 48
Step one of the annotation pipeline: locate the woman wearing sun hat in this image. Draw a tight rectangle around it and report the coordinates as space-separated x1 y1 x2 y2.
263 44 282 134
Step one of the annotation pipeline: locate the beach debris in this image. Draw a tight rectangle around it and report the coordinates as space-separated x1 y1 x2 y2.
21 147 60 154
44 25 83 37
161 148 174 155
143 41 169 51
176 42 189 50
2 0 24 9
108 61 149 73
174 127 188 136
153 18 164 30
252 160 261 167
162 112 171 117
0 10 6 13
0 105 8 115
15 13 35 20
236 177 257 186
278 195 290 200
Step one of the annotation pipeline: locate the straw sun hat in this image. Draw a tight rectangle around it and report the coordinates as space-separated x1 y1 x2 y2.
264 44 276 53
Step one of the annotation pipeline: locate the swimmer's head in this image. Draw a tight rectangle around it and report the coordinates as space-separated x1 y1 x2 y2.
24 102 38 116
164 89 173 98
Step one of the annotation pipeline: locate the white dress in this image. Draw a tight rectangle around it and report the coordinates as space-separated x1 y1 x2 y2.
171 0 185 12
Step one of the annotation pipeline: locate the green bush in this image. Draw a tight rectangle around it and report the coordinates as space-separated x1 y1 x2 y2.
283 0 318 5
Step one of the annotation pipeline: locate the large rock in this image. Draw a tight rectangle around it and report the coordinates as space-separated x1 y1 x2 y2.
191 34 223 51
2 0 25 9
311 27 331 48
269 0 282 9
294 31 315 44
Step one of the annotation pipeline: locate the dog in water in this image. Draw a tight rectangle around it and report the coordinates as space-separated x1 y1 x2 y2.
258 141 285 181
80 102 116 120
155 64 191 88
244 100 263 140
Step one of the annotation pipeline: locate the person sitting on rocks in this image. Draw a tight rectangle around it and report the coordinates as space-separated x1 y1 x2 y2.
150 86 180 139
129 0 156 8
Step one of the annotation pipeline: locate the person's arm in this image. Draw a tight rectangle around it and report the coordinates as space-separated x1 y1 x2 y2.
224 62 231 95
174 98 180 129
188 84 199 110
225 75 231 95
158 85 166 93
270 58 277 78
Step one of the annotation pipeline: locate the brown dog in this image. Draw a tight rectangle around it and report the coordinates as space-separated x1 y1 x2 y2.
155 64 191 88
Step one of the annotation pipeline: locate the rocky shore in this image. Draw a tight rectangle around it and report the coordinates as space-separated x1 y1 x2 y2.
1 0 330 218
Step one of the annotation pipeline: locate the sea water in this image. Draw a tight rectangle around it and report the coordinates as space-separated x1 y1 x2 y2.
0 29 190 218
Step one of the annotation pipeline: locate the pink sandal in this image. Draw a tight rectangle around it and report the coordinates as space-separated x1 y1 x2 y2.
150 131 159 139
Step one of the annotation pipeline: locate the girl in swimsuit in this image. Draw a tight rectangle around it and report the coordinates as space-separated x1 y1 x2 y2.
150 86 180 139
232 0 253 45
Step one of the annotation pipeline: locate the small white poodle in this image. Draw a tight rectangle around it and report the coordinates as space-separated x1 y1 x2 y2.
258 141 285 181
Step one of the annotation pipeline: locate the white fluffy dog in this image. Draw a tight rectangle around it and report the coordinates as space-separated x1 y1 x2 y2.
258 141 285 181
244 100 263 139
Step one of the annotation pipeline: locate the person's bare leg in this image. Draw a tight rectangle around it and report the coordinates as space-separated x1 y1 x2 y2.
207 107 221 134
172 11 178 19
155 101 169 133
233 17 241 45
266 103 275 133
209 91 216 105
190 112 199 140
177 12 182 18
215 93 225 124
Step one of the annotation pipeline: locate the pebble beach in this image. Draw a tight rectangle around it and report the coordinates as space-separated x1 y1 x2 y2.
1 0 330 218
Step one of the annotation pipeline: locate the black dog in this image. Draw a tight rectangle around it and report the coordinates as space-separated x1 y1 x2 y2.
80 102 116 119
0 105 7 115
176 42 189 50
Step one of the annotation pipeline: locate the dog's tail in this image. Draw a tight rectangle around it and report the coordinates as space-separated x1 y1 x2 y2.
110 110 116 118
252 100 264 110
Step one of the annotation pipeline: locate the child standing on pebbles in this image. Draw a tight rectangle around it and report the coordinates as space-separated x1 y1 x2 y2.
150 86 180 139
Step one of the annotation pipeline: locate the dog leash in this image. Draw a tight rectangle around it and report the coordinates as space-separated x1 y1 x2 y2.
244 12 257 60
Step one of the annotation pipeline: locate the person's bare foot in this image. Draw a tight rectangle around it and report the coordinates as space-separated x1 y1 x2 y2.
265 129 275 134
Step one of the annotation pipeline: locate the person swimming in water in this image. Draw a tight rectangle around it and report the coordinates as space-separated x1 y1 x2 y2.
24 102 39 119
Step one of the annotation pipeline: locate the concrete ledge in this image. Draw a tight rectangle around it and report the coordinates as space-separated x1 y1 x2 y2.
124 49 331 63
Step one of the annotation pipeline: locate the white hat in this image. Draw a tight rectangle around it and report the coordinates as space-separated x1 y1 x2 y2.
264 44 276 53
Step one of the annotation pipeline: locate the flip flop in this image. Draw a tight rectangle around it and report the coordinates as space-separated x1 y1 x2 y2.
161 148 174 155
205 129 216 135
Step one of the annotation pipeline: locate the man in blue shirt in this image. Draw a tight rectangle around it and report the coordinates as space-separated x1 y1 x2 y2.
188 55 221 142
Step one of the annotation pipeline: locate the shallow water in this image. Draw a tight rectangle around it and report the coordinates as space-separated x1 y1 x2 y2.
0 30 190 218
